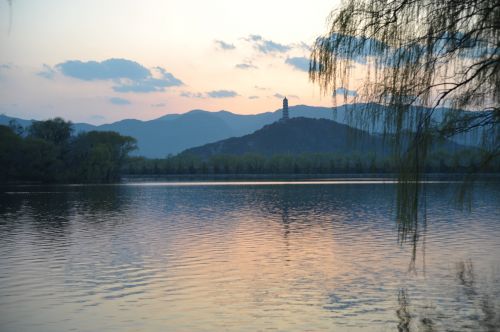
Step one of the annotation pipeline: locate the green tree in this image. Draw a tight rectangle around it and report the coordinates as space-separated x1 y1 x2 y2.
0 125 22 181
28 117 73 146
69 131 137 182
310 0 500 232
20 137 61 181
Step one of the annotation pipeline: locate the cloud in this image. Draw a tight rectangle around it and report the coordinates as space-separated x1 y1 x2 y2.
312 34 389 66
113 66 183 93
248 34 262 42
181 90 239 99
294 42 312 51
254 85 269 91
248 96 259 99
54 58 182 93
273 93 299 99
37 64 56 79
57 58 150 81
206 90 238 98
151 103 166 108
214 40 235 50
285 57 309 72
246 34 291 54
109 97 131 105
0 64 12 80
235 63 257 70
312 32 494 69
180 91 206 98
333 87 358 97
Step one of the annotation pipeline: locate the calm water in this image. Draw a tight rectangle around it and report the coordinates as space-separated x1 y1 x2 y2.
0 180 499 331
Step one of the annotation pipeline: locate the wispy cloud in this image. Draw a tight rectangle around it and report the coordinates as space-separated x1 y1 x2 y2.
254 85 270 91
285 57 309 72
245 34 291 54
0 63 12 80
214 40 235 50
312 34 388 65
248 96 259 99
109 97 131 105
37 64 57 79
206 90 238 98
235 62 257 70
151 103 166 108
273 93 299 99
180 91 206 98
294 41 312 51
113 66 183 93
181 90 239 99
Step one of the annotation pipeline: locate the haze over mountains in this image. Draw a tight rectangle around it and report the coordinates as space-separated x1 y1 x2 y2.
0 104 481 158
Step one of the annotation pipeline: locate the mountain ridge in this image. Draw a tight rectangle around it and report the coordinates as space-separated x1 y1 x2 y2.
1 103 482 157
181 117 389 159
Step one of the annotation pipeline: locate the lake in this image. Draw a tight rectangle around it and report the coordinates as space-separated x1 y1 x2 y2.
1 179 499 331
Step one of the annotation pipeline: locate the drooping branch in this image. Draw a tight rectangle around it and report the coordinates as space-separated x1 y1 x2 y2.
309 0 500 240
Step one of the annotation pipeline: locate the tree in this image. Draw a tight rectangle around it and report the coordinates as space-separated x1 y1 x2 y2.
28 117 73 146
0 125 22 181
309 0 500 235
69 131 137 182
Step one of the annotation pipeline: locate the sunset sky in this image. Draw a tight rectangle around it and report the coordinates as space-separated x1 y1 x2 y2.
0 0 350 124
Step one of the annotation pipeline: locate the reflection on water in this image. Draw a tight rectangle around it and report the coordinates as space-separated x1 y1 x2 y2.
395 259 500 332
396 289 411 332
0 181 499 332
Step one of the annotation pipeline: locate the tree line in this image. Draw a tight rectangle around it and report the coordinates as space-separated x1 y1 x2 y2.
1 117 497 183
0 118 136 183
123 149 498 175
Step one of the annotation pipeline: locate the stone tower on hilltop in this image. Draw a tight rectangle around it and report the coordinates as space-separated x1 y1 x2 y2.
282 97 289 121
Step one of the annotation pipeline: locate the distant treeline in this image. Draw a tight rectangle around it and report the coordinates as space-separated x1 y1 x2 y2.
0 119 136 183
123 149 499 175
2 117 498 183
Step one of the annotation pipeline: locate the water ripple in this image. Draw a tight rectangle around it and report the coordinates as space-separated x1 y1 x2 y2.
0 181 499 331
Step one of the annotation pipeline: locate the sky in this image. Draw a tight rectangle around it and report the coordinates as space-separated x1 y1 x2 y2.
0 0 346 124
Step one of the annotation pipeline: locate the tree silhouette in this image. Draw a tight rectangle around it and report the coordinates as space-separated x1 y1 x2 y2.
310 0 499 230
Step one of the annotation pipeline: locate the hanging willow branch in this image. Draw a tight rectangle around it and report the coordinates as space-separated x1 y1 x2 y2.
310 0 500 238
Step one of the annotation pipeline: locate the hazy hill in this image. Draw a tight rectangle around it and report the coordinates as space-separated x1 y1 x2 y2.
181 117 389 158
95 111 236 157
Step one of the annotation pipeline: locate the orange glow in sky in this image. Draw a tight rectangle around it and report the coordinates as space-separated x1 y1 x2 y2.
0 0 348 123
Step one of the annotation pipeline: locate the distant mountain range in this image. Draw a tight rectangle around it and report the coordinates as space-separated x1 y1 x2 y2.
0 103 482 158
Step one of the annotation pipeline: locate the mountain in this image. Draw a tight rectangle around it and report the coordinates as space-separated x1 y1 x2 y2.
1 111 237 157
1 104 484 158
181 117 389 158
0 114 96 135
1 108 296 157
182 117 468 159
0 114 33 128
93 111 236 157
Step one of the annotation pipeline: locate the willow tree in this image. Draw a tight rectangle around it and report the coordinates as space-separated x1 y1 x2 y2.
310 0 500 240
